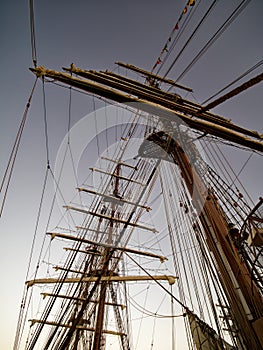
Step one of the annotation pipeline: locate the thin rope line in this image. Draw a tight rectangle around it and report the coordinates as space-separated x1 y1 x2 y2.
29 0 37 67
202 58 263 104
164 0 218 78
125 253 189 312
0 77 38 218
176 0 251 82
13 166 49 350
42 79 50 166
67 86 72 144
229 152 253 188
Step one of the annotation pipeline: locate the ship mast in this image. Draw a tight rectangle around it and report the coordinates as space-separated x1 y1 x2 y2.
92 163 120 350
25 151 177 349
138 131 263 348
25 63 263 349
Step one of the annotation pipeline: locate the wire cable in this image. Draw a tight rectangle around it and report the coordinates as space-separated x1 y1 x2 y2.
202 71 263 111
29 0 37 67
202 58 263 104
0 78 38 218
163 0 218 78
176 0 252 82
42 79 50 166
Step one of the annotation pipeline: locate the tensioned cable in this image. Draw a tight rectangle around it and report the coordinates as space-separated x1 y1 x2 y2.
202 58 263 104
163 0 218 78
175 0 252 82
16 80 77 343
212 142 257 205
23 81 85 349
155 1 201 76
13 167 49 350
161 164 205 314
134 285 150 349
42 79 50 166
125 253 191 313
230 153 253 189
0 77 38 218
202 71 263 112
29 0 37 67
15 81 80 349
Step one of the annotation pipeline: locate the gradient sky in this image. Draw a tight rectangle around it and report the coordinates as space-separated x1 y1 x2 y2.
0 1 263 348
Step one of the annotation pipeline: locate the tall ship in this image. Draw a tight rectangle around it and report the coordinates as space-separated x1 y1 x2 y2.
2 1 262 349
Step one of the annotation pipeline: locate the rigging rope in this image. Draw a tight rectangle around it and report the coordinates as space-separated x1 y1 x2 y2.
42 79 50 166
13 167 49 350
157 2 199 76
163 0 218 78
14 82 81 349
229 153 254 189
201 72 263 112
29 0 37 67
202 58 263 104
0 78 38 218
125 253 189 312
175 0 252 82
152 0 198 73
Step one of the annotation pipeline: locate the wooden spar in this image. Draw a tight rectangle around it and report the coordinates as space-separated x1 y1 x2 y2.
115 61 193 92
29 319 126 336
77 187 151 211
63 247 118 259
63 64 260 138
26 275 177 287
64 247 101 255
101 156 137 169
41 293 126 309
63 66 183 107
30 66 263 152
89 167 144 185
100 70 182 101
76 226 109 236
65 65 232 125
63 205 158 232
47 232 166 261
64 65 177 96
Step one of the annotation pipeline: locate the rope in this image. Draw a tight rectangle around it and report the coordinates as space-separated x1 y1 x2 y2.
201 72 263 112
203 58 263 104
13 167 49 350
176 0 252 82
125 252 189 312
229 152 254 188
153 0 200 74
0 78 38 218
163 0 218 78
42 79 50 166
29 0 37 67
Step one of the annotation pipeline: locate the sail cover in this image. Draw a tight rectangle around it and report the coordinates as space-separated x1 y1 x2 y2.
187 312 236 350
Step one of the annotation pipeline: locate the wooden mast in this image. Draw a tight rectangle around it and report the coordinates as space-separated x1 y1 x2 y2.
93 163 123 350
139 131 263 349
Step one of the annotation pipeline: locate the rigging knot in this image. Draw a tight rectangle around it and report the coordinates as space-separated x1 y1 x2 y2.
29 65 46 78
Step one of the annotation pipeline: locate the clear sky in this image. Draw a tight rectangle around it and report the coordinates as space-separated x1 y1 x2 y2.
0 1 263 349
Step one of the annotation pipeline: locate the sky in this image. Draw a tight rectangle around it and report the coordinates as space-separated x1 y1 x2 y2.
0 0 263 349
